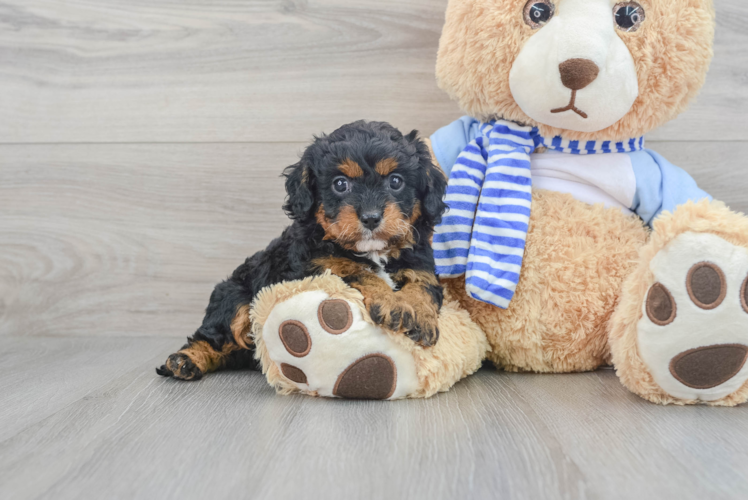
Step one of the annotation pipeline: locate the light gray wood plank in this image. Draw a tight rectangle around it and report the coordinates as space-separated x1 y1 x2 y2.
509 371 748 500
647 141 748 215
0 0 456 143
0 0 745 144
649 0 748 141
0 336 176 442
0 143 296 338
1 142 746 339
0 338 746 500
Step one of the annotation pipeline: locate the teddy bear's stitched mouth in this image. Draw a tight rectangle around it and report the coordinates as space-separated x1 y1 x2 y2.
550 90 588 119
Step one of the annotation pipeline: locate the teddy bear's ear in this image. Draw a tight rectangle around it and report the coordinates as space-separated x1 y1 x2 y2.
282 159 316 222
406 130 448 227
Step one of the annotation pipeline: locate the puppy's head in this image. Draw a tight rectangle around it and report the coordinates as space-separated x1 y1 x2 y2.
283 121 446 253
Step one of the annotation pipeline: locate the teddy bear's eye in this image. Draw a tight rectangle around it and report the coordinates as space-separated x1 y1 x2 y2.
613 2 646 32
523 0 555 29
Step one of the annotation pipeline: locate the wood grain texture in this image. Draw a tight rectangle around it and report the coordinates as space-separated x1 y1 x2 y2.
0 336 176 442
0 338 746 500
1 142 747 339
0 0 745 144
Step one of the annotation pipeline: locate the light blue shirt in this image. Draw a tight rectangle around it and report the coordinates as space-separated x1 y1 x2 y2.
431 116 711 226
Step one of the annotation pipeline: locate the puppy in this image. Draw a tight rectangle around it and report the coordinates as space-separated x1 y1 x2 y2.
157 121 448 380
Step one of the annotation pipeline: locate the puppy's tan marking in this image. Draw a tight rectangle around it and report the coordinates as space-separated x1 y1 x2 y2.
178 341 240 374
316 204 362 250
375 158 398 176
339 159 364 178
393 269 439 287
409 200 422 224
376 202 417 254
231 304 252 349
312 256 369 277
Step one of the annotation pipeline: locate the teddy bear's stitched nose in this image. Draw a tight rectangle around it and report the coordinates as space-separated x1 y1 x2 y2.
559 58 600 91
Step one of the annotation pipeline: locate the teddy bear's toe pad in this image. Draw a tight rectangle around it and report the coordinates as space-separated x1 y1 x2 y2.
333 354 397 400
669 345 748 389
280 363 308 384
262 290 419 400
279 321 312 357
638 232 748 402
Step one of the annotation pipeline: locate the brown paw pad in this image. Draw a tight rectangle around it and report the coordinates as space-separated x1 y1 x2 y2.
333 353 396 400
281 363 308 384
670 344 748 389
687 262 726 310
279 320 312 357
318 299 353 334
646 283 676 326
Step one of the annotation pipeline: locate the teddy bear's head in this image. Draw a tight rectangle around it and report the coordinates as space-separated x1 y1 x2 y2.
435 0 715 141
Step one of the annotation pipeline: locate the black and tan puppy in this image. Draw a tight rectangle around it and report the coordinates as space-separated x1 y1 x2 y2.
157 121 448 381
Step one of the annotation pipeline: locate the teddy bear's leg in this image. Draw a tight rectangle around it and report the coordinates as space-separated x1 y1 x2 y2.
610 200 748 406
250 272 488 399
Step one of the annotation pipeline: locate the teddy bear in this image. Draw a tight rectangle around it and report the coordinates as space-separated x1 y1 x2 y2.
251 0 748 406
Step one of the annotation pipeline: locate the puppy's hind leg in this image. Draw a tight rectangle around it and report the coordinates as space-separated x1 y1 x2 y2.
157 280 258 381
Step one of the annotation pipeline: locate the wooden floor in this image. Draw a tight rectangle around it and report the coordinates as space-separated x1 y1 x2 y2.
1 1 747 499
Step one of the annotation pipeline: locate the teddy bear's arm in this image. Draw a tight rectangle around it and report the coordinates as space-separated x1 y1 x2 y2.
629 149 712 226
429 116 481 177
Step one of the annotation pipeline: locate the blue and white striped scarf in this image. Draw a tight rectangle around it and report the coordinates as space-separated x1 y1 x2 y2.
433 119 645 308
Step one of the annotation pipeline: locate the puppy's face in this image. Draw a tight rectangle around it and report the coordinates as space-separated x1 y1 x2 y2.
284 121 447 253
315 156 420 253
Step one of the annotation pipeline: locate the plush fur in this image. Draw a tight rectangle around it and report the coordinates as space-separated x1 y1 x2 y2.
156 121 447 381
443 189 648 373
436 0 715 141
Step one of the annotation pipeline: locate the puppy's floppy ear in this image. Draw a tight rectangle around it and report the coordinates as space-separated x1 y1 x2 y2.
407 130 447 227
282 159 316 221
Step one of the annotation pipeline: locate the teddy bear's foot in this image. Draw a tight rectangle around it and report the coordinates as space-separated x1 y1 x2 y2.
638 232 748 401
252 276 420 400
610 201 748 406
250 272 490 400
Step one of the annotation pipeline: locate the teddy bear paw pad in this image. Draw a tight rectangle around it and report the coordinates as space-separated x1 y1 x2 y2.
333 354 397 400
638 232 748 402
262 291 419 400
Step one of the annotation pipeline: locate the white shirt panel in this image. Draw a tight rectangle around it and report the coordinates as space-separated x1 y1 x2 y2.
530 151 636 213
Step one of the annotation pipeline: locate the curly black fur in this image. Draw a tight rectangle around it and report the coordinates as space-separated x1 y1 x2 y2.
157 120 447 380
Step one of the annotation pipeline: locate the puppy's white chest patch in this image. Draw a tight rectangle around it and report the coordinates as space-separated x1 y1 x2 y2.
367 252 397 290
377 268 397 291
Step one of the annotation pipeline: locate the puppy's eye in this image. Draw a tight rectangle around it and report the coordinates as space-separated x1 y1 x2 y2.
613 2 645 32
523 0 554 29
332 177 350 194
388 174 404 191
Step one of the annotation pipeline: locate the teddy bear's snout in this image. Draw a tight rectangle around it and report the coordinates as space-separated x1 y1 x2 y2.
559 58 600 91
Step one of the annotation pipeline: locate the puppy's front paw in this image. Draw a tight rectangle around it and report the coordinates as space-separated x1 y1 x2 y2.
367 299 409 332
404 307 440 348
156 352 203 381
367 299 439 347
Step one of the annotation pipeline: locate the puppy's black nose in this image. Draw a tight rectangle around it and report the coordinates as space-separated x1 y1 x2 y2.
361 212 382 231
